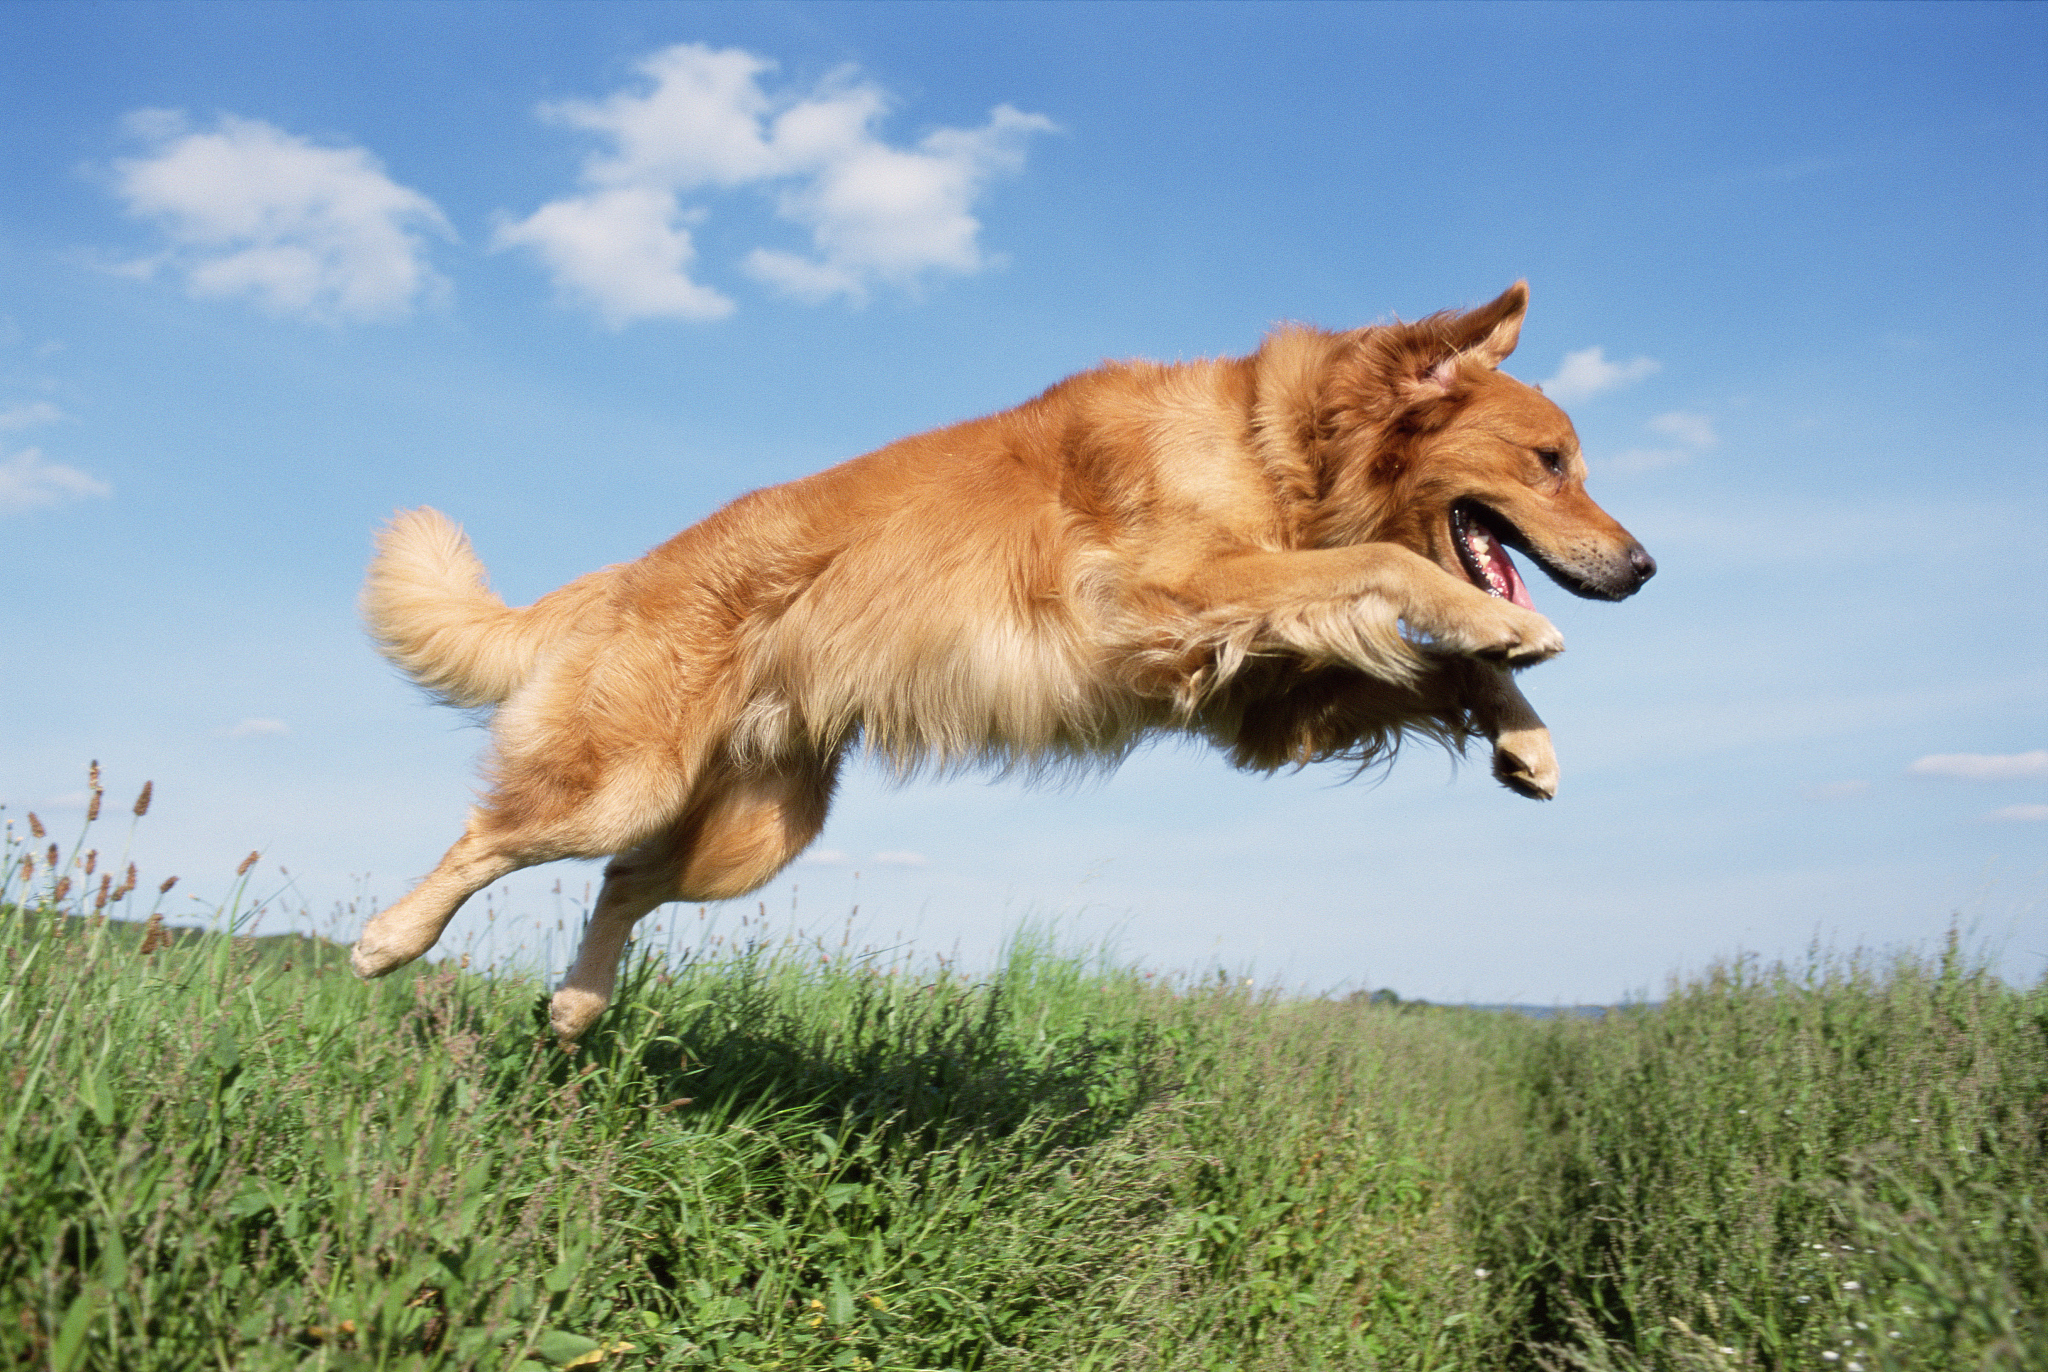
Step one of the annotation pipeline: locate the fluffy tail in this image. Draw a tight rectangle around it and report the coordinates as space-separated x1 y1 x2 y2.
360 508 594 708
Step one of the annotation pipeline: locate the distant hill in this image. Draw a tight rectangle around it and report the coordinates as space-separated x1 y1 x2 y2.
11 906 363 974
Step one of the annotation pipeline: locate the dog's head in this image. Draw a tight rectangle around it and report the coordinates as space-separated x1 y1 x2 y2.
1314 283 1656 608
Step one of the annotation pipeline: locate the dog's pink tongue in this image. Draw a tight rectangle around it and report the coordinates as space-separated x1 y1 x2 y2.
1473 524 1535 609
1496 544 1533 609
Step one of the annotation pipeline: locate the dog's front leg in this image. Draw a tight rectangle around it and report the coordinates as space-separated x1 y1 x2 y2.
1465 665 1558 800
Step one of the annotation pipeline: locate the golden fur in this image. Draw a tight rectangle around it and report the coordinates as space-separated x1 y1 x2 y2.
352 283 1654 1040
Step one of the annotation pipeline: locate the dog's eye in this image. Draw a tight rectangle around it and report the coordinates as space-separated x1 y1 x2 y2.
1535 448 1565 474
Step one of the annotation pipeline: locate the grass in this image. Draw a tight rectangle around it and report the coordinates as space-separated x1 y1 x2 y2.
3 791 2043 1370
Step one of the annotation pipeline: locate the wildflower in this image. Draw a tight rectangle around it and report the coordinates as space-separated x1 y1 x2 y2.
1822 1353 1839 1363
1473 1268 1489 1278
1797 1296 1811 1304
1842 1281 1861 1292
1720 1347 1737 1356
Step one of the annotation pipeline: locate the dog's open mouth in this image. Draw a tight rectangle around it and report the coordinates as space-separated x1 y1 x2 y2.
1451 502 1534 609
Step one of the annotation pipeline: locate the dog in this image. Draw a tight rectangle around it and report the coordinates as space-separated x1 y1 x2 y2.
352 282 1654 1041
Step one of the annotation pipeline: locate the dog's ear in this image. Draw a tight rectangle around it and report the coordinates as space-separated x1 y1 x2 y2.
1446 281 1528 369
1391 283 1530 408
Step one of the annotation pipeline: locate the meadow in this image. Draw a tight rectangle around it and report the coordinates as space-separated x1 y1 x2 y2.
3 792 2043 1371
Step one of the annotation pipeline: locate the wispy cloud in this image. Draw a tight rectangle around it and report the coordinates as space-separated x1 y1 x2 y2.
0 401 64 431
873 850 931 868
496 43 1055 326
1540 346 1661 402
108 111 454 324
0 447 111 514
1984 804 2048 823
1907 751 2048 781
1647 411 1717 449
799 848 851 866
1608 409 1719 474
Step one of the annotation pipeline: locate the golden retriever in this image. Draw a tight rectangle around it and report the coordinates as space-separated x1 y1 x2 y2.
352 282 1654 1040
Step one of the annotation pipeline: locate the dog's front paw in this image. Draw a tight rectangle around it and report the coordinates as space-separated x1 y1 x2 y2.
1491 722 1558 800
1414 593 1564 666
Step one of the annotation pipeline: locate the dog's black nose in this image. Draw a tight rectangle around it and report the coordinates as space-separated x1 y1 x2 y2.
1627 545 1657 586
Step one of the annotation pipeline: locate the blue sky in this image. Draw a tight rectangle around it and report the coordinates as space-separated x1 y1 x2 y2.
3 1 2044 1002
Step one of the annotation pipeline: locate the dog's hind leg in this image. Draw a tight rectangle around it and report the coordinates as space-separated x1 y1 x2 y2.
354 736 706 982
351 818 543 978
549 749 844 1042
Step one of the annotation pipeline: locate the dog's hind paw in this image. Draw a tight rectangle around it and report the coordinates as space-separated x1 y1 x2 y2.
549 986 609 1044
351 926 431 979
1491 724 1559 800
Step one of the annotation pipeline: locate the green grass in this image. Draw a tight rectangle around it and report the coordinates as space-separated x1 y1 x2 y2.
3 804 2043 1370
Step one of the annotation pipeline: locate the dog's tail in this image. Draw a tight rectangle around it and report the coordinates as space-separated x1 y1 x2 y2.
361 508 598 709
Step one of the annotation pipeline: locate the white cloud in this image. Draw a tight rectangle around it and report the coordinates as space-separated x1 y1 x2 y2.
873 850 931 868
800 848 851 866
1607 409 1718 473
0 447 111 513
1984 804 2048 823
496 43 1055 324
1647 411 1717 449
1541 346 1661 402
109 111 453 323
0 401 63 431
222 717 291 738
1907 750 2048 781
495 187 733 325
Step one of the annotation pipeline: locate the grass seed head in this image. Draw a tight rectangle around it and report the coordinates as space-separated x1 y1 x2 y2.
159 875 178 894
237 850 260 876
134 780 153 817
27 812 44 840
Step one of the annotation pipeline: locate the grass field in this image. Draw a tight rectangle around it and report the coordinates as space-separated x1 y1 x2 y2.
4 800 2043 1370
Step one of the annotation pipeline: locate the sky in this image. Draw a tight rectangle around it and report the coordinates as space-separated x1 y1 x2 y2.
3 1 2044 1004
